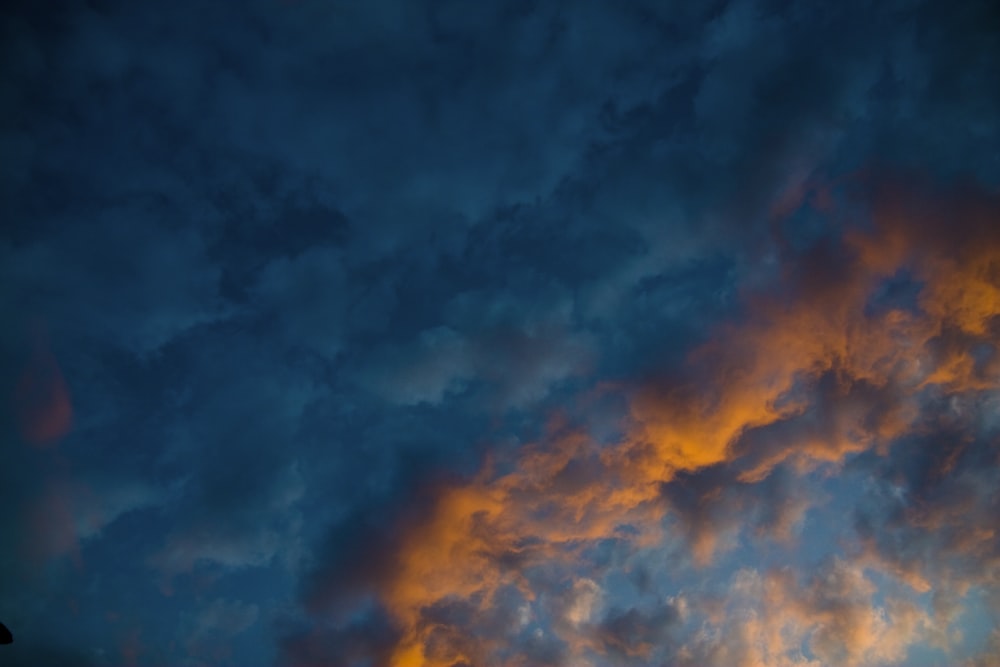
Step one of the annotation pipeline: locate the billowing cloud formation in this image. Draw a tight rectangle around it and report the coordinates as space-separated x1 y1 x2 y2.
297 178 1000 666
2 0 999 665
678 560 931 667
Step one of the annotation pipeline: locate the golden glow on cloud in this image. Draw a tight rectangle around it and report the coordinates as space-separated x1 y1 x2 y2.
695 561 932 667
375 176 1000 665
383 427 668 666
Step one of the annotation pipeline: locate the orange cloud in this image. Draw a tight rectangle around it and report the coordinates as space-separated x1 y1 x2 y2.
679 560 930 667
381 423 668 666
628 176 999 488
358 174 1000 665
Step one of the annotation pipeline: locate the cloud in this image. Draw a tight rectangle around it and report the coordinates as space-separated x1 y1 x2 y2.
965 629 1000 667
277 606 401 667
658 463 815 565
0 215 230 358
184 598 260 663
250 247 350 360
563 577 603 628
592 600 684 662
2 0 998 665
20 475 162 565
678 560 930 667
289 173 1000 664
359 297 595 410
148 459 306 582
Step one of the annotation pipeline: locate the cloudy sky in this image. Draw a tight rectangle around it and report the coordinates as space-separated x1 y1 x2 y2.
1 0 998 665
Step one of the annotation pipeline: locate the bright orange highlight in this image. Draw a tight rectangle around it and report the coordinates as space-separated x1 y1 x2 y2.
369 175 1000 665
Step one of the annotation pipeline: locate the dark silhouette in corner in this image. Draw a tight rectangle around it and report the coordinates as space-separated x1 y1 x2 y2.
0 621 12 644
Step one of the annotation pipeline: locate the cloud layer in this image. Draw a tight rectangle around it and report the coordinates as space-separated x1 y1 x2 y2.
1 0 997 665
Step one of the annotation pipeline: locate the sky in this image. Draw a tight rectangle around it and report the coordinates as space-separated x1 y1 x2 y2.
0 0 998 665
